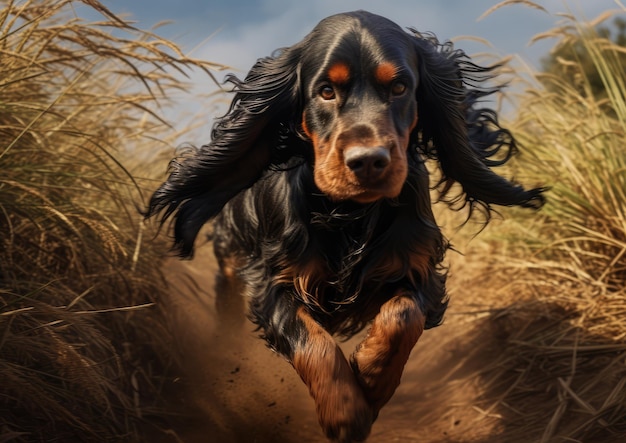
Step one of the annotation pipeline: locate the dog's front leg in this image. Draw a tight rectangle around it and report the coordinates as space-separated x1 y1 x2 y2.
290 306 374 442
350 294 425 416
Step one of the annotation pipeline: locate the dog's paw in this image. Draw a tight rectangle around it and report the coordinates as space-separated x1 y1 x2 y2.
317 382 374 442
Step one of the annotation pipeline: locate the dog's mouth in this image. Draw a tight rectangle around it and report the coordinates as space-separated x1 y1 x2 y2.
347 180 406 204
348 189 395 204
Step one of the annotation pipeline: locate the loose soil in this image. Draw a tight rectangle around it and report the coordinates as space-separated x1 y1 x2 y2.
156 240 506 443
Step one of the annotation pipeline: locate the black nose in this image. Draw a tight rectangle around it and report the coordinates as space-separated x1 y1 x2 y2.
344 146 391 181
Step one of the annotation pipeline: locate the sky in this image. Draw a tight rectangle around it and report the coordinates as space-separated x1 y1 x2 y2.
76 0 622 140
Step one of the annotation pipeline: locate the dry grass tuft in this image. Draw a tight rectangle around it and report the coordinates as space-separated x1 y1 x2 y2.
446 5 626 442
0 0 224 440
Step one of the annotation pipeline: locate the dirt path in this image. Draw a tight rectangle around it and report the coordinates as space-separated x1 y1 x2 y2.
159 240 501 443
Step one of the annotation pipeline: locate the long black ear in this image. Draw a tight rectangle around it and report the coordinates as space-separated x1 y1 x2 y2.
411 31 545 219
144 45 303 257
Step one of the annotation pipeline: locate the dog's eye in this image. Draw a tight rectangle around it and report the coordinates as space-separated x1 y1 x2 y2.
319 85 336 100
391 81 407 96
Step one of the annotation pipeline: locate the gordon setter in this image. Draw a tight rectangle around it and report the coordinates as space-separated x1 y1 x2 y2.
146 10 544 442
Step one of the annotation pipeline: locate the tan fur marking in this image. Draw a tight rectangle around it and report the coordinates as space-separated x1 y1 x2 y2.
293 308 373 441
328 62 351 85
351 295 425 414
274 258 328 309
375 62 398 84
301 112 313 139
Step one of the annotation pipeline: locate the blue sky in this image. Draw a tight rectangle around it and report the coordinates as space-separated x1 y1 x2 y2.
76 1 621 139
91 1 618 68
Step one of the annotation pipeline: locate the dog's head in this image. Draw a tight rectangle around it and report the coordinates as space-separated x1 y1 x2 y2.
145 11 544 256
298 12 419 203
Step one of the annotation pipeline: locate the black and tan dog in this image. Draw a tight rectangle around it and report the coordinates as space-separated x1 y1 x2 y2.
146 11 544 442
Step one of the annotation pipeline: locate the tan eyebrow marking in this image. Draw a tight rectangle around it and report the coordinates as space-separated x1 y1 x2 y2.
327 62 351 84
375 62 398 84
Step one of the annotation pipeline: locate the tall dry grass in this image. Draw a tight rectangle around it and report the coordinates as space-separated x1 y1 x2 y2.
451 4 626 442
0 0 224 441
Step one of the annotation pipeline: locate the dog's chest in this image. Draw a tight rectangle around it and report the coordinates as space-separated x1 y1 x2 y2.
302 222 415 299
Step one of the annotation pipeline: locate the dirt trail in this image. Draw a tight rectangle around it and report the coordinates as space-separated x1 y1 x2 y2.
159 241 500 443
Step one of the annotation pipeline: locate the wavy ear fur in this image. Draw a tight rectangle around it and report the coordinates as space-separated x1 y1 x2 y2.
145 45 303 257
411 31 545 218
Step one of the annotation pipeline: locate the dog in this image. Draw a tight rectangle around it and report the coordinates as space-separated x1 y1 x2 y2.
145 10 545 442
